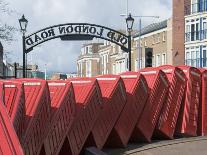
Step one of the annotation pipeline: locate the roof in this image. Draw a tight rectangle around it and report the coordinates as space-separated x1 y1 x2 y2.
133 20 167 38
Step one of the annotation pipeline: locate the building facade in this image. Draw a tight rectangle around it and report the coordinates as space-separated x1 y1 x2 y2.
77 43 103 77
76 0 194 77
77 20 173 77
133 19 172 70
185 0 207 68
51 73 67 80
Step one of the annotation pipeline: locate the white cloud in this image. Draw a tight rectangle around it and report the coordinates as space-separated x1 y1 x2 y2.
1 0 172 72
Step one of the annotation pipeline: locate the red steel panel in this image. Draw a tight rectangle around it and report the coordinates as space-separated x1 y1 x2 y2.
175 66 201 137
16 79 51 155
198 69 207 136
151 65 187 139
44 81 77 155
0 82 24 155
61 78 102 155
86 75 127 149
109 72 148 147
2 80 25 141
132 69 169 142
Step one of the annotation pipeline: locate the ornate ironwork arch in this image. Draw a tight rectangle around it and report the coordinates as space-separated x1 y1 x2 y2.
25 23 130 53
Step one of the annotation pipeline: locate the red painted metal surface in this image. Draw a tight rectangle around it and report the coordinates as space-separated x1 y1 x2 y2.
2 80 25 141
152 65 187 139
197 69 207 136
16 79 51 155
175 66 201 137
87 75 126 149
44 81 76 155
0 82 24 155
109 72 148 147
132 69 169 142
60 78 102 155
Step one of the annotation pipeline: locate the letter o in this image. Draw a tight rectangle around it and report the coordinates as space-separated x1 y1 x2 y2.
120 37 128 45
89 27 96 34
41 31 48 39
66 26 73 33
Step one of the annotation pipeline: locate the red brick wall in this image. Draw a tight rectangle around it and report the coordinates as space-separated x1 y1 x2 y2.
172 0 191 66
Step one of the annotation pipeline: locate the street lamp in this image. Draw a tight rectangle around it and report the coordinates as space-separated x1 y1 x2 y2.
19 15 28 78
126 13 134 33
126 13 134 71
19 15 28 33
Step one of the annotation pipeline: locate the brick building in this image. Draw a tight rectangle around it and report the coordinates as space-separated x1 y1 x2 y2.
184 0 207 68
133 18 173 70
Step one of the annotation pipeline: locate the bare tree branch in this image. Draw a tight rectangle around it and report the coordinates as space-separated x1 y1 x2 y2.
0 0 18 41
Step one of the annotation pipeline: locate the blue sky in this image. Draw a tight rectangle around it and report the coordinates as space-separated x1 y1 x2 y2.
1 0 172 72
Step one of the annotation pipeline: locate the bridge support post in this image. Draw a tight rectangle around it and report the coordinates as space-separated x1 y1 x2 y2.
128 34 132 71
22 35 26 78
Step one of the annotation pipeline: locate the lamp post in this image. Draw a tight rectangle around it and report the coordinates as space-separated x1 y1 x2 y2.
19 15 28 78
126 13 134 71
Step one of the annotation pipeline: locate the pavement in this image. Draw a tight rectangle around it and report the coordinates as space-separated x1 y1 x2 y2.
103 136 207 155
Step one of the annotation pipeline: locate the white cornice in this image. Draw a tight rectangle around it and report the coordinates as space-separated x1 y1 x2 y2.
134 28 167 40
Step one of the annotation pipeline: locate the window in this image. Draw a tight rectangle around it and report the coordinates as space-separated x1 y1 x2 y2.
86 60 91 77
163 32 166 42
203 22 207 39
203 49 207 67
191 24 195 41
135 59 138 71
196 23 199 40
200 0 207 12
157 34 160 43
152 55 155 67
144 41 147 47
152 35 155 44
192 50 197 67
196 47 200 67
156 54 161 67
186 25 190 33
190 23 200 41
113 64 116 74
162 53 166 65
186 51 191 66
121 60 125 73
80 62 83 77
127 58 129 69
86 47 89 54
192 0 198 13
185 25 191 42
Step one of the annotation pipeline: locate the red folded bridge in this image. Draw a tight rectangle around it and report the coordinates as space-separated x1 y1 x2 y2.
175 66 201 137
60 78 102 155
92 75 127 149
44 81 76 155
135 68 169 142
2 80 25 141
198 69 207 136
0 65 207 155
17 79 51 155
117 72 149 147
0 82 24 155
152 65 187 139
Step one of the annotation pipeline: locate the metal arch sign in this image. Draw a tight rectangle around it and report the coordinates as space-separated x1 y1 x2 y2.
25 23 130 53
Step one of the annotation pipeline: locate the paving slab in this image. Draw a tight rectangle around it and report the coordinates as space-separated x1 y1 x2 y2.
103 137 207 155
